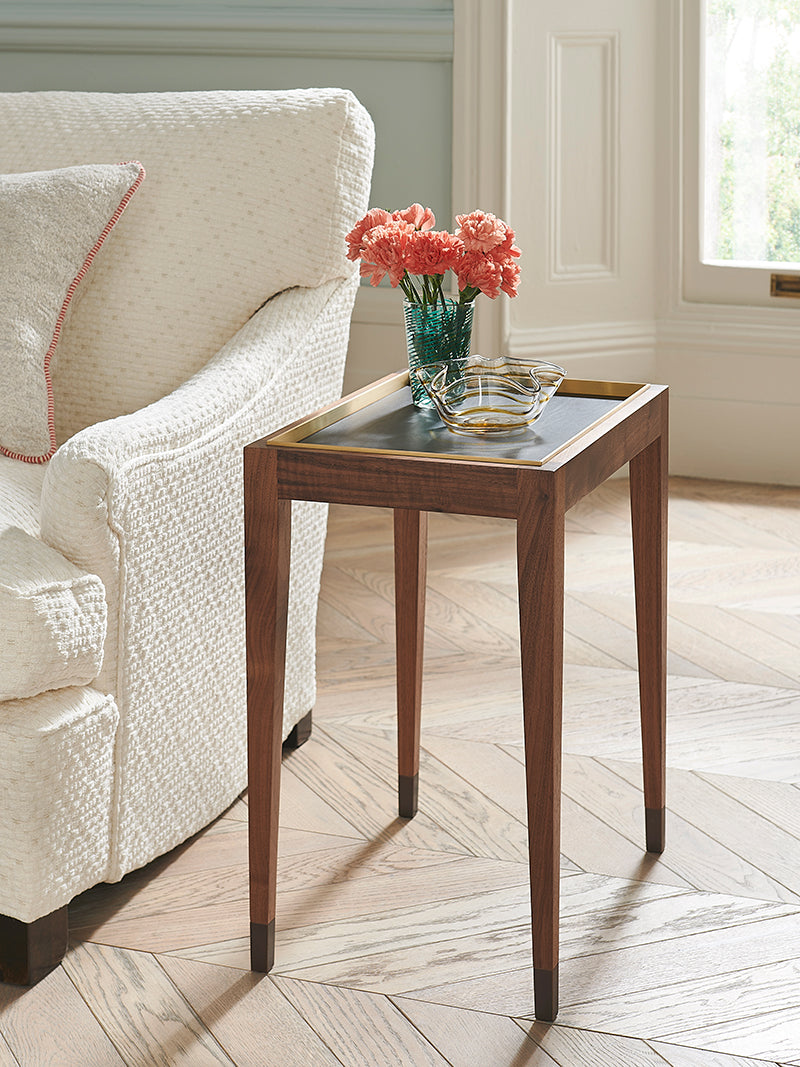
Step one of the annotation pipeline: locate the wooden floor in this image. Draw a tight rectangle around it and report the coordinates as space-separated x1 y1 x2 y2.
2 476 800 1065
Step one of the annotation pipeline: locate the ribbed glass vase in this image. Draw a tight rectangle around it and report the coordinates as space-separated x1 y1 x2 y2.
403 298 474 408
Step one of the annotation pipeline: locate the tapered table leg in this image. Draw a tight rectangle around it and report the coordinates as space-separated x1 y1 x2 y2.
517 472 566 1023
245 448 291 971
393 508 428 818
630 424 668 854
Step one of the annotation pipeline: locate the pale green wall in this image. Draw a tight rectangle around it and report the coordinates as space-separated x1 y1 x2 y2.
0 3 453 226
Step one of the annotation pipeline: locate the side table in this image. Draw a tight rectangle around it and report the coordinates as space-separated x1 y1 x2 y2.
244 371 667 1022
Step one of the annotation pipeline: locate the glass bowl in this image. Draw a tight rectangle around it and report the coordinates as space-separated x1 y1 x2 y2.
413 356 566 436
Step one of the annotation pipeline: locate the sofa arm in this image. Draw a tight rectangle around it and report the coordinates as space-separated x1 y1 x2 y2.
38 274 356 877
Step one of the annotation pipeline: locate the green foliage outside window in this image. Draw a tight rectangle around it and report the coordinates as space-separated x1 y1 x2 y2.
707 0 800 262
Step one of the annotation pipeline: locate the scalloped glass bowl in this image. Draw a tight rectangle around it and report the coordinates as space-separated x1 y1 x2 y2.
413 356 566 436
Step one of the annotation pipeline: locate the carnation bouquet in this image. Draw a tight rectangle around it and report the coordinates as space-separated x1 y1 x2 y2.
346 204 521 407
345 203 521 305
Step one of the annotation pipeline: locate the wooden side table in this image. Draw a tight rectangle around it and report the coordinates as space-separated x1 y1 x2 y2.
244 371 668 1022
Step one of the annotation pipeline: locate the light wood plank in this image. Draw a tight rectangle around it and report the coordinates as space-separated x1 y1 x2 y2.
273 882 536 976
62 942 236 1066
519 1020 676 1066
159 957 343 1067
604 759 800 901
401 965 539 1020
0 964 123 1066
559 956 800 1046
274 976 451 1067
0 1036 18 1067
556 911 800 1008
332 725 531 863
281 725 471 854
499 749 691 889
277 920 535 996
424 734 687 887
75 840 463 954
650 1037 791 1067
700 772 800 842
658 1005 800 1062
162 937 251 971
273 874 692 999
391 997 560 1066
558 753 798 901
280 762 369 839
276 854 530 932
668 601 800 688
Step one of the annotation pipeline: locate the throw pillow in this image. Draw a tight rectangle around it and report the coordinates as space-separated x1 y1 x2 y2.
0 161 145 463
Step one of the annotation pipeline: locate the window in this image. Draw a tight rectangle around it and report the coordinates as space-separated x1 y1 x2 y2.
683 0 800 304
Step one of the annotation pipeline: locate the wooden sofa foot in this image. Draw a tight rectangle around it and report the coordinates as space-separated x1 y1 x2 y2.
0 906 68 985
283 709 313 750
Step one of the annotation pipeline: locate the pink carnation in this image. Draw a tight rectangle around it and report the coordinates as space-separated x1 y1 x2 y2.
393 203 436 231
360 221 414 287
499 257 521 298
456 210 515 254
404 230 464 276
456 251 503 299
345 207 393 261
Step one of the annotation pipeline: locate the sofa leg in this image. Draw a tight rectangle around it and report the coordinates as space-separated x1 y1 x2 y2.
0 906 68 985
283 709 313 750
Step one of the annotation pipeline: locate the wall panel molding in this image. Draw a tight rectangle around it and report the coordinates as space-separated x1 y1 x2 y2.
451 0 511 357
548 31 619 282
509 319 656 361
0 4 453 59
659 307 800 359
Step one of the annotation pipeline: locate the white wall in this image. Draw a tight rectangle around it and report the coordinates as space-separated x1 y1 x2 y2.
506 0 658 387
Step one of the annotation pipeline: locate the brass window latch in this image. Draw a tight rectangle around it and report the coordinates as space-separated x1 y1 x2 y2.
770 273 800 298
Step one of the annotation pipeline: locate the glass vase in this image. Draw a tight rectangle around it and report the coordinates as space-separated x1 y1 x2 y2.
403 298 475 408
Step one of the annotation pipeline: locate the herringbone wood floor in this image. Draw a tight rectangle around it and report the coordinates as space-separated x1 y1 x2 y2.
2 476 799 1065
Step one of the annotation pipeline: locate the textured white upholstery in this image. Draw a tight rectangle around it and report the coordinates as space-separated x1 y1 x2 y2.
0 455 46 537
0 162 144 462
0 526 107 701
41 278 354 878
0 456 106 702
0 89 374 923
0 686 118 923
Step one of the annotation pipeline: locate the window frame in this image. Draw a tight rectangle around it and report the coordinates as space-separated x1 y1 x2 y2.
682 0 800 307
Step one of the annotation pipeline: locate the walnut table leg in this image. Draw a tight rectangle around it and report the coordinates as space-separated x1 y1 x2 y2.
517 471 566 1022
245 448 291 971
394 508 428 818
630 429 668 854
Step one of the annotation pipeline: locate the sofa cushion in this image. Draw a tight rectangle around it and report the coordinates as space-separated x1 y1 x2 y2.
0 524 107 701
0 90 372 443
0 454 47 538
0 161 144 463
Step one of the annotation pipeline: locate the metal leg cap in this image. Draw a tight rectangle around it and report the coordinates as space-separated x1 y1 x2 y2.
399 774 419 819
645 807 666 853
250 920 275 973
534 965 559 1022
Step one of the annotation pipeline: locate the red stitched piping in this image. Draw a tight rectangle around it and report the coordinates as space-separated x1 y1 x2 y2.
1 160 146 465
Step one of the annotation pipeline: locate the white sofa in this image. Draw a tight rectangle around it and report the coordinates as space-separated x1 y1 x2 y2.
0 88 374 982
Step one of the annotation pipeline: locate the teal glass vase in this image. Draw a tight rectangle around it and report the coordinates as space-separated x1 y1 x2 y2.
403 298 475 408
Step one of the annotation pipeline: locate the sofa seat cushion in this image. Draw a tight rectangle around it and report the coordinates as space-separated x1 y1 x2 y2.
0 468 107 700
